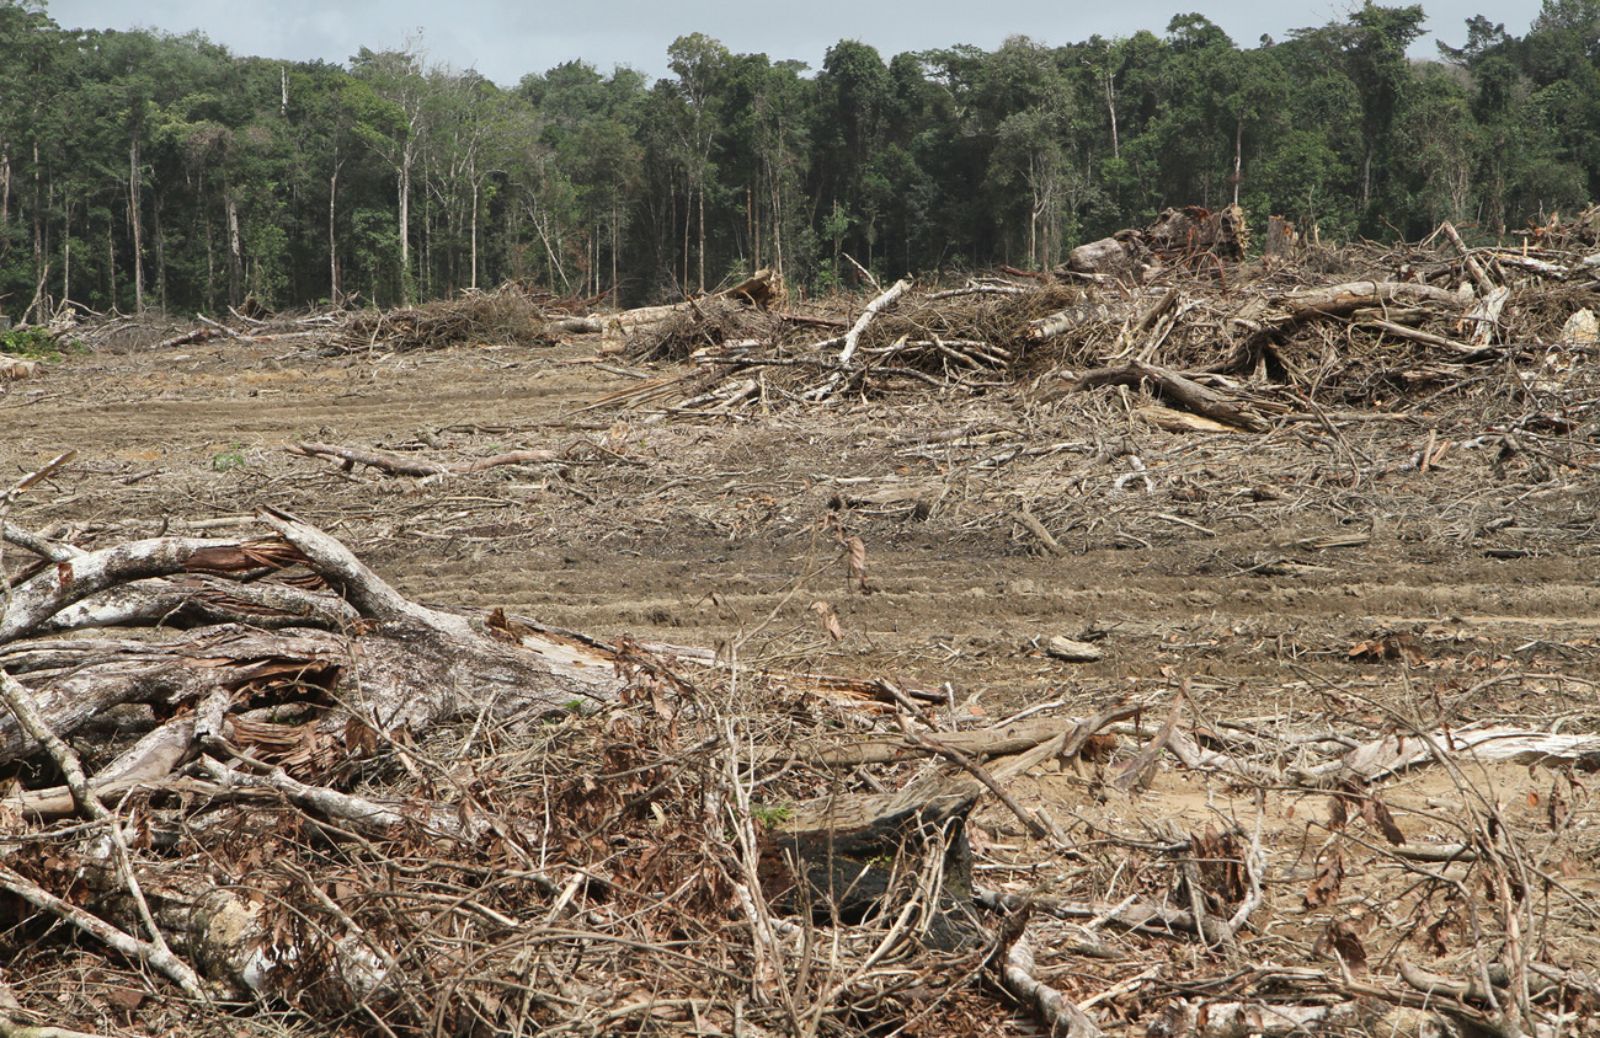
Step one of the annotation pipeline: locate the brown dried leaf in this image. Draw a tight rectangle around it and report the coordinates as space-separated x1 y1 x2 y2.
1328 795 1349 830
810 600 844 641
1304 850 1345 908
845 535 871 593
1361 797 1405 845
1314 919 1368 972
1423 904 1460 956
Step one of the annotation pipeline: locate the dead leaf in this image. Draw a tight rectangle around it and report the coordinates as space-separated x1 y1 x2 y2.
1328 795 1348 830
1314 919 1368 972
1348 632 1423 665
845 536 871 593
811 600 844 641
1304 850 1345 908
1362 797 1406 845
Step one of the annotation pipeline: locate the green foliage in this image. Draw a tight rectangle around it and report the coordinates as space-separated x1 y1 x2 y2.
0 327 61 360
211 444 248 472
2 4 1598 309
749 803 792 827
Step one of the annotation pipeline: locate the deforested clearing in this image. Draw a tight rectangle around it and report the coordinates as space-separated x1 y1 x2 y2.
5 208 1600 1037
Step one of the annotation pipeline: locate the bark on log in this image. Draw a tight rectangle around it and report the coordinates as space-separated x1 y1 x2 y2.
1298 725 1600 784
1000 934 1104 1038
1026 299 1129 343
1067 236 1142 277
1 511 628 765
1272 281 1466 321
607 268 777 332
1075 361 1267 432
837 277 912 368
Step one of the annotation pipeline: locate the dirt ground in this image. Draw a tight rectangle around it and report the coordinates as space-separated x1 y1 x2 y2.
5 327 1600 1034
7 334 1599 722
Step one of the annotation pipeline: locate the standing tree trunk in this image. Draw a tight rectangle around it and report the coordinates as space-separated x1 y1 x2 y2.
611 201 620 307
153 194 166 311
398 158 412 304
697 184 706 294
106 222 116 308
32 141 43 308
470 180 479 291
225 195 243 306
1232 118 1243 208
328 163 341 303
129 135 144 313
1105 67 1120 160
769 163 784 283
61 201 71 304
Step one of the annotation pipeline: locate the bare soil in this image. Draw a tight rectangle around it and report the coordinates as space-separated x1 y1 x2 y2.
7 335 1598 724
6 328 1600 1034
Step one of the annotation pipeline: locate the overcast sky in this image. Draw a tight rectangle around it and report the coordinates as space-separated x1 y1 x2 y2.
46 0 1545 83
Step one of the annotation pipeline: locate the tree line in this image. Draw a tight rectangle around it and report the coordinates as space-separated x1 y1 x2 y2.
2 0 1598 316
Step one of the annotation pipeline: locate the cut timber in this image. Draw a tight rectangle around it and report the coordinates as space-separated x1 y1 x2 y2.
1145 203 1248 264
607 268 777 332
760 776 982 947
1137 404 1238 433
761 718 1105 941
1067 235 1143 277
1076 361 1267 432
1026 298 1128 343
1273 281 1465 321
1264 215 1298 260
1045 636 1103 663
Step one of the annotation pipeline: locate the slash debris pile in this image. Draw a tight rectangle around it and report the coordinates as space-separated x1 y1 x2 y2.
3 448 1600 1037
588 211 1600 424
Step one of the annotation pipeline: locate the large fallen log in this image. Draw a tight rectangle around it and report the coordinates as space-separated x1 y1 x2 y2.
1 508 626 765
606 268 778 332
1075 361 1268 432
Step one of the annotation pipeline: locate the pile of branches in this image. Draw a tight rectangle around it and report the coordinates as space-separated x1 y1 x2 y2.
5 454 1600 1037
593 212 1600 427
333 284 576 353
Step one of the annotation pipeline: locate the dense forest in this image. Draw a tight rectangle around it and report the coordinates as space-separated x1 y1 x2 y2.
2 0 1599 315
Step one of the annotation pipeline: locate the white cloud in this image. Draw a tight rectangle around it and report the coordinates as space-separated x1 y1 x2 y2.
43 0 1546 84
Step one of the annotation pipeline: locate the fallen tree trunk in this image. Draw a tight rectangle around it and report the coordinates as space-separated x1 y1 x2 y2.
607 268 777 332
1075 361 1268 432
1 509 625 764
837 276 912 368
1272 281 1465 321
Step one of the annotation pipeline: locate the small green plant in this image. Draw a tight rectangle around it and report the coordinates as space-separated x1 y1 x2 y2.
563 697 586 713
750 803 792 827
211 444 248 471
0 327 61 360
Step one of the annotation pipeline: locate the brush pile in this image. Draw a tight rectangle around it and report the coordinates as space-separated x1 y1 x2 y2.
4 475 1600 1037
592 212 1600 429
